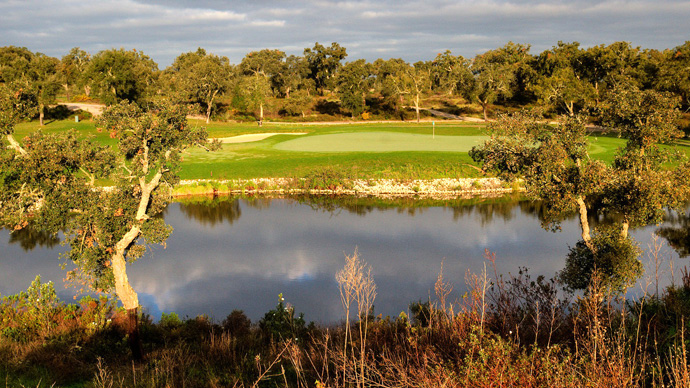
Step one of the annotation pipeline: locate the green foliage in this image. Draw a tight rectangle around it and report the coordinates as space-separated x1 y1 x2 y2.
530 42 596 115
0 276 119 344
0 129 113 231
97 100 214 179
258 294 306 341
409 301 431 327
237 73 271 119
600 83 683 151
304 42 347 93
580 42 649 96
463 42 532 119
0 275 60 342
159 312 183 329
336 59 373 117
0 46 33 83
471 97 689 291
281 89 313 117
430 50 472 96
560 226 643 292
83 48 158 105
471 111 604 230
0 82 36 135
598 85 690 229
240 49 286 78
654 41 690 108
165 48 233 122
0 46 59 124
60 47 91 100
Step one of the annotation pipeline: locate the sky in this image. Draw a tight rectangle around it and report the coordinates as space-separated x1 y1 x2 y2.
1 0 689 68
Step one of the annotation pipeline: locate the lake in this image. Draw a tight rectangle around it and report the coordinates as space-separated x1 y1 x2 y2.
0 195 685 323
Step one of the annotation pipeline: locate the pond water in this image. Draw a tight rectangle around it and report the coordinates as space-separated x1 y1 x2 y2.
1 196 687 323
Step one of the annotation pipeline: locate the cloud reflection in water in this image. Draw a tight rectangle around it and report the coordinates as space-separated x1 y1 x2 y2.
2 196 677 323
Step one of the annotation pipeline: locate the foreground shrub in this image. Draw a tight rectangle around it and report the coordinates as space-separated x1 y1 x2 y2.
4 257 690 387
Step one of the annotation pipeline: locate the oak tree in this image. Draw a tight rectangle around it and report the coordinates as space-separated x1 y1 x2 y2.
304 42 347 95
463 43 531 121
239 49 287 124
470 85 689 291
166 48 233 123
60 47 91 100
83 48 159 105
0 93 218 358
531 42 595 116
430 50 472 96
389 61 432 123
336 59 373 118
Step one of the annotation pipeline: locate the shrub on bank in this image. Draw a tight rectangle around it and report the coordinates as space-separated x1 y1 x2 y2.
3 259 690 387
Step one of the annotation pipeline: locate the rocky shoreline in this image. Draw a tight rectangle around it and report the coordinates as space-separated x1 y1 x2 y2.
172 177 522 199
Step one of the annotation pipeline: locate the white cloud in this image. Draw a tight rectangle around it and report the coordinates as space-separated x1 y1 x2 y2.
0 0 688 66
247 20 286 27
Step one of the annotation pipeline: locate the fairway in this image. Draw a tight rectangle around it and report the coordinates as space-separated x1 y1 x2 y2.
273 132 489 152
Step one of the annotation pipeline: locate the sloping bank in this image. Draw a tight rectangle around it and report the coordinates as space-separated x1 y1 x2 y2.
172 177 522 199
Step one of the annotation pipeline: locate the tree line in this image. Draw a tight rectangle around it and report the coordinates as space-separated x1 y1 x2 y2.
1 41 689 124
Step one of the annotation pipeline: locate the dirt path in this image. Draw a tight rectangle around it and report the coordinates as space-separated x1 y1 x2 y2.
59 102 486 124
422 108 485 122
61 102 105 116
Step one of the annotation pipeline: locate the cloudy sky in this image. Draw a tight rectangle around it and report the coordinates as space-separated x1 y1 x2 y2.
1 0 689 68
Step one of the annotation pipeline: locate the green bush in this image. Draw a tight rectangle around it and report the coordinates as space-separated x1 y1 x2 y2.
258 293 306 342
560 225 642 293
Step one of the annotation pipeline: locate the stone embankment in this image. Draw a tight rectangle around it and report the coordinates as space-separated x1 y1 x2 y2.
173 177 521 199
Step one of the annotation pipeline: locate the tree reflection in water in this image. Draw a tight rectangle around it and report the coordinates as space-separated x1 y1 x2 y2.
178 196 243 226
7 226 61 251
4 194 687 322
657 210 690 258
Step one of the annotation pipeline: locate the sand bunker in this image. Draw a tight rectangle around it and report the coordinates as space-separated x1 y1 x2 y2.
215 133 307 143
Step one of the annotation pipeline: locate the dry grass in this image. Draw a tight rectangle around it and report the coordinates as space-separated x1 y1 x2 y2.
4 248 690 387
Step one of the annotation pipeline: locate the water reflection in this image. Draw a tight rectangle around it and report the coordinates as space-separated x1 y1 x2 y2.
657 210 690 258
1 196 687 323
7 227 61 252
179 196 243 226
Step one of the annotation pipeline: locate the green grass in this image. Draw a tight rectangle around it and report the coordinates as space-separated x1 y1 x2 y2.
181 122 487 179
14 118 119 148
273 132 488 152
12 118 690 181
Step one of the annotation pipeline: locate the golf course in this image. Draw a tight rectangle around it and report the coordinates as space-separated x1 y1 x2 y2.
16 117 686 184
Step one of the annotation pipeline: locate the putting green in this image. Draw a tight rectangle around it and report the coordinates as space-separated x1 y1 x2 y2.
273 132 489 153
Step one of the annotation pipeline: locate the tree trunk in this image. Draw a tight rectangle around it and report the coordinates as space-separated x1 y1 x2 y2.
362 92 366 115
414 94 420 124
621 221 629 239
566 101 574 117
127 307 143 361
576 196 596 254
110 170 163 360
482 102 489 122
259 103 264 126
63 84 71 102
112 227 143 360
206 90 218 124
6 134 27 156
39 103 45 126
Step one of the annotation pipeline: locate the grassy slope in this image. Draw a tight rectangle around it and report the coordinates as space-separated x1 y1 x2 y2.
14 118 689 181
